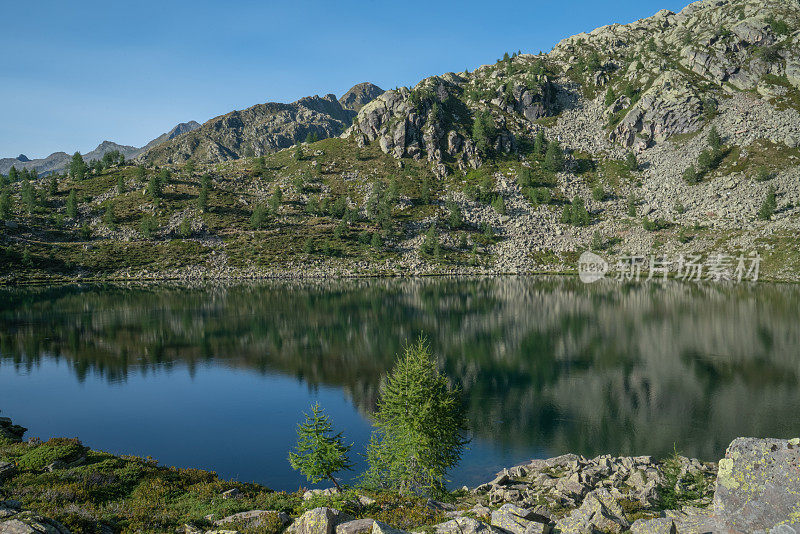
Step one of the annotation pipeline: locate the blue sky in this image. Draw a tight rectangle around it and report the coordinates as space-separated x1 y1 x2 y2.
1 0 689 159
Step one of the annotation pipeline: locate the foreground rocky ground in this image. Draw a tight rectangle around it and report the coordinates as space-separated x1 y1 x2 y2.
2 415 798 534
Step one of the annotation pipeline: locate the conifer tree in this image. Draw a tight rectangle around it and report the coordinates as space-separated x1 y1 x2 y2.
70 152 87 180
364 338 469 496
0 189 12 219
289 403 353 491
758 186 777 221
66 189 78 219
543 140 564 173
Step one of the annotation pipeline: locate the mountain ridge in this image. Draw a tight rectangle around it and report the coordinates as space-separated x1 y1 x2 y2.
140 83 384 165
0 120 202 176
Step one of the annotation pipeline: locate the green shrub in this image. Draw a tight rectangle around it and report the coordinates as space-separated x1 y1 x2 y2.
525 187 551 206
250 205 269 229
491 196 506 215
591 231 604 251
707 126 722 151
683 165 700 185
604 87 616 107
139 215 158 238
755 166 772 182
179 218 192 238
420 225 438 256
627 193 638 217
371 232 383 250
18 438 88 470
766 16 791 36
66 189 78 219
592 184 606 202
643 217 669 232
446 200 463 229
626 152 638 171
703 98 718 120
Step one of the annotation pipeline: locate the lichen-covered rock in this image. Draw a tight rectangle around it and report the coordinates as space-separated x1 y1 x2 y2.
433 517 502 534
629 517 676 534
553 488 630 534
287 508 351 534
713 437 800 532
370 521 407 534
490 504 552 534
335 519 375 534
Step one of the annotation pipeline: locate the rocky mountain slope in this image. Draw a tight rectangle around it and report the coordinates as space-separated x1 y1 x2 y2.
0 121 201 176
1 0 799 283
140 83 384 165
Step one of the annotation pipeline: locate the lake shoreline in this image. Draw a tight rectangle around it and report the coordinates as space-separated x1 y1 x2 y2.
2 267 799 287
2 416 799 533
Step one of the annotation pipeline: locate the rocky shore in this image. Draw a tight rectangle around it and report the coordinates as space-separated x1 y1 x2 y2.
2 414 799 534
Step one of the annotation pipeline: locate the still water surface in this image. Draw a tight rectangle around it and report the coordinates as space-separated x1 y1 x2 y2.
1 278 799 490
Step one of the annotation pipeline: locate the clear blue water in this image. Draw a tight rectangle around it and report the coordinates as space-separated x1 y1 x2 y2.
1 278 799 490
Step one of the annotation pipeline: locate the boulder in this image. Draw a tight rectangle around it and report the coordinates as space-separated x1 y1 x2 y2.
220 488 240 499
370 521 407 534
288 508 351 534
434 517 501 534
629 517 676 534
213 510 289 528
303 488 339 501
0 511 71 534
490 504 552 534
335 519 375 534
713 437 800 532
554 488 630 534
0 502 21 520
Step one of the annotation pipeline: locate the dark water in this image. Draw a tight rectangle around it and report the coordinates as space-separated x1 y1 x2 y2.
1 278 799 491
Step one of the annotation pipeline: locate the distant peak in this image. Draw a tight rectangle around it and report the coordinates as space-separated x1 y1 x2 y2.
16 154 29 162
339 82 384 112
166 121 201 140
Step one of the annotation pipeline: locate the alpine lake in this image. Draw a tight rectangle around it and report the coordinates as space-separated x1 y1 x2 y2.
1 277 798 490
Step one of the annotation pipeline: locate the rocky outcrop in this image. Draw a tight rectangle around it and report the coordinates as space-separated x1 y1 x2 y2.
610 71 705 150
473 452 714 512
0 416 25 443
491 503 553 534
553 489 630 533
712 437 800 532
347 72 553 175
339 83 384 112
141 92 358 165
142 81 386 166
0 511 71 534
139 121 202 153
